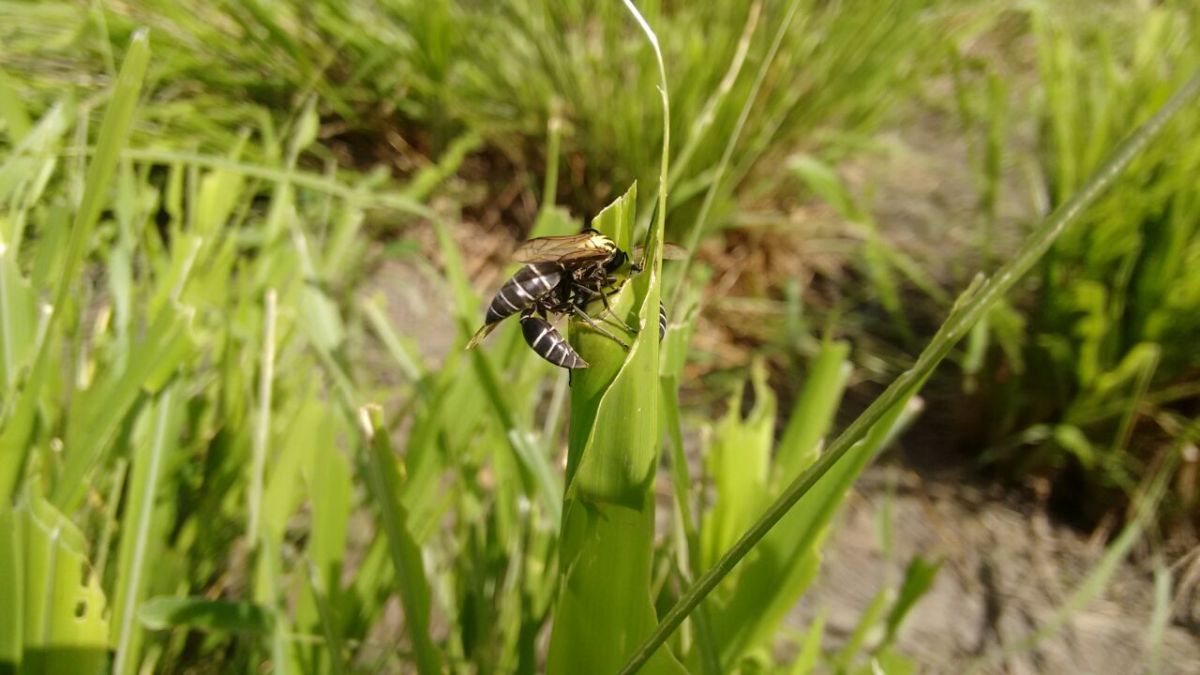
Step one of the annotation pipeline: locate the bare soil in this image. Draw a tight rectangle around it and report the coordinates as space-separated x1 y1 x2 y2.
792 463 1199 674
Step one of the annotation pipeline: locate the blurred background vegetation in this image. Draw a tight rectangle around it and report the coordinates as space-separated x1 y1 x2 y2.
1 0 1197 673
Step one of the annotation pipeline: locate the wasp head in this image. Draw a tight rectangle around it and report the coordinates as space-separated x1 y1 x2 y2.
604 248 629 274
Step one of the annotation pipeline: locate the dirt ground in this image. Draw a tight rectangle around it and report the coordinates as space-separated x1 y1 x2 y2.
792 462 1199 674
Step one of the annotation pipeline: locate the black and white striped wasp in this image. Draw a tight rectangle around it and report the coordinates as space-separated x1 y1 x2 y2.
466 229 683 370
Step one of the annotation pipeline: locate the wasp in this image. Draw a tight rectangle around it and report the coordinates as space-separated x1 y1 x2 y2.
466 229 683 370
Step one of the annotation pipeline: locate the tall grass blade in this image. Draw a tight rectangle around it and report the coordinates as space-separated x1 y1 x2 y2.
619 69 1200 675
247 289 278 545
358 405 442 674
774 341 852 484
669 0 803 307
52 303 195 510
547 182 682 674
0 507 21 671
709 394 921 667
1146 556 1171 675
112 385 181 675
548 3 683 670
0 29 150 500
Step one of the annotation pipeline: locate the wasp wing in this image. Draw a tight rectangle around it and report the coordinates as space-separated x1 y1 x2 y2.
513 232 612 264
633 242 688 262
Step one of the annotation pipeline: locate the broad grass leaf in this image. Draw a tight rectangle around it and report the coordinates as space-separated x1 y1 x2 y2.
774 342 851 484
54 303 196 511
0 239 35 393
0 508 22 671
699 361 775 572
2 494 109 675
708 394 921 666
549 183 685 674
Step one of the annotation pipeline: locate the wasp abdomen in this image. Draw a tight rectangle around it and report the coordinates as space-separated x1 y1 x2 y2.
484 262 563 325
659 302 668 340
521 315 587 369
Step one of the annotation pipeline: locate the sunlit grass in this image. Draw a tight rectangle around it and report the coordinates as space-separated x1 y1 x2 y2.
1 1 1198 673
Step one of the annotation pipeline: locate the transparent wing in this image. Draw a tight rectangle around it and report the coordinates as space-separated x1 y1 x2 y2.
512 233 612 263
633 242 688 262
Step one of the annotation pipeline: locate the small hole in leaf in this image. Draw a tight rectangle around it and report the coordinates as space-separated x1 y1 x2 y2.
75 601 86 618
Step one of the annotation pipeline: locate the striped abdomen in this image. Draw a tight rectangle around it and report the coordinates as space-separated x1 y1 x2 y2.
658 302 668 340
484 262 562 325
521 315 587 369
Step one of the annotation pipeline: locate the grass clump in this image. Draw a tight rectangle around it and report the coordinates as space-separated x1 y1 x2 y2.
2 1 948 227
960 0 1200 523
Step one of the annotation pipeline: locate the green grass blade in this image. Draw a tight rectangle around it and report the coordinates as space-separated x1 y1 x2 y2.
547 6 680 668
0 29 150 501
49 29 148 338
121 148 436 219
699 362 775 571
833 585 891 671
0 70 31 142
708 394 921 666
0 236 35 395
111 384 181 675
247 289 278 546
619 68 1200 675
0 507 22 671
547 181 684 674
52 303 195 510
1146 556 1171 675
788 611 825 675
668 0 803 308
774 341 851 483
882 557 941 648
468 347 563 525
305 559 347 675
358 405 443 674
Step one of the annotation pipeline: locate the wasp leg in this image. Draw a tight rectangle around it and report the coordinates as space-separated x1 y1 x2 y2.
593 285 643 335
570 305 631 350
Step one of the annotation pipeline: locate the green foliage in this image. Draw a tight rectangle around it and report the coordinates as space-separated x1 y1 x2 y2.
0 27 481 673
962 0 1200 515
689 353 926 672
2 2 1197 674
547 180 684 673
0 493 111 675
620 61 1200 674
3 0 945 227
